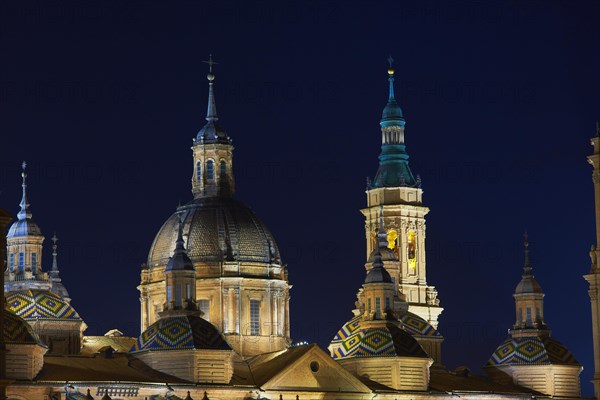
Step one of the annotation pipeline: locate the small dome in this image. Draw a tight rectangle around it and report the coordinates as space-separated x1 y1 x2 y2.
149 197 281 267
488 336 579 366
196 120 229 144
330 313 441 359
166 252 194 272
364 265 392 284
330 319 427 359
7 219 42 239
130 315 231 353
515 275 543 294
381 98 404 125
5 289 82 321
4 310 44 345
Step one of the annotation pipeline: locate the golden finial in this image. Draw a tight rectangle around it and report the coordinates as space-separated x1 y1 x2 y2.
387 55 395 76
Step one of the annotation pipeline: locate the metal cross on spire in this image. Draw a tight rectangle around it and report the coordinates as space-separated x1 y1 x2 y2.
387 55 394 68
203 54 218 73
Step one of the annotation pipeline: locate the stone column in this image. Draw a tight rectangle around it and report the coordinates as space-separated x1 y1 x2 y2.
139 291 148 332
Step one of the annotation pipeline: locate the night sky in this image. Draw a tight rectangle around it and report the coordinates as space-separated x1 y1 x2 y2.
1 0 599 396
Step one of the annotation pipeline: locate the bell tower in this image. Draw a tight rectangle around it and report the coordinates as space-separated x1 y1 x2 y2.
361 59 443 328
585 122 600 399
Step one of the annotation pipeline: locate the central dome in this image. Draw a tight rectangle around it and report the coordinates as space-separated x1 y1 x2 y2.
148 197 281 267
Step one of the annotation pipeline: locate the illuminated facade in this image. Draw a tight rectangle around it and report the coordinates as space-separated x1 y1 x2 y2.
138 58 291 357
0 62 588 400
361 65 442 329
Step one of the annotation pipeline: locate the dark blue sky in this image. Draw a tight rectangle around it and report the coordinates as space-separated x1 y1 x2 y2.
1 0 599 396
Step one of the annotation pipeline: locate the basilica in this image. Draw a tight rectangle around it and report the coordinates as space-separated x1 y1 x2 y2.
0 59 597 400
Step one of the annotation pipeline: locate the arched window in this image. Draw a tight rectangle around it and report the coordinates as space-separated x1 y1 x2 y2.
220 159 227 179
207 159 214 180
250 299 260 336
18 252 24 273
31 253 37 274
196 161 202 182
407 231 417 270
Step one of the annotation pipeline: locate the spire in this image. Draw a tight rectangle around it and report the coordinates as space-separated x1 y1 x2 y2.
48 231 70 301
365 210 392 284
380 56 405 129
512 233 547 333
371 59 416 189
174 211 188 257
51 233 59 272
17 161 31 221
165 211 194 272
204 54 218 122
523 231 532 276
514 233 543 296
196 55 229 144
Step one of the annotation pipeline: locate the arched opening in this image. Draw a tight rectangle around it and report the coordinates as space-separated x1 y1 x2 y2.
407 231 417 270
206 159 214 180
220 159 227 179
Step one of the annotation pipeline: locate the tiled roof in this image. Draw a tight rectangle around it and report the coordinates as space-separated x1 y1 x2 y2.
487 336 579 366
488 336 580 366
130 315 230 353
330 317 428 360
5 289 82 321
38 353 188 382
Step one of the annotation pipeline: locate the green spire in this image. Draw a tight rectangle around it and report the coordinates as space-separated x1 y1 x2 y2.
380 56 405 129
371 58 416 188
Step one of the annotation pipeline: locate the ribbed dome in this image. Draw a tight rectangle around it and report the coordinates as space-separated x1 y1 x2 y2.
148 197 281 267
130 315 231 353
365 265 392 284
331 312 442 356
488 336 579 366
7 219 41 239
381 98 404 125
197 120 229 144
330 318 428 360
515 276 543 294
5 289 82 321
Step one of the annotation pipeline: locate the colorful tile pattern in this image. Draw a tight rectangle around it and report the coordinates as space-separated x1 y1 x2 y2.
488 336 579 366
4 310 41 345
5 289 81 321
399 313 441 337
330 317 428 359
131 315 231 353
